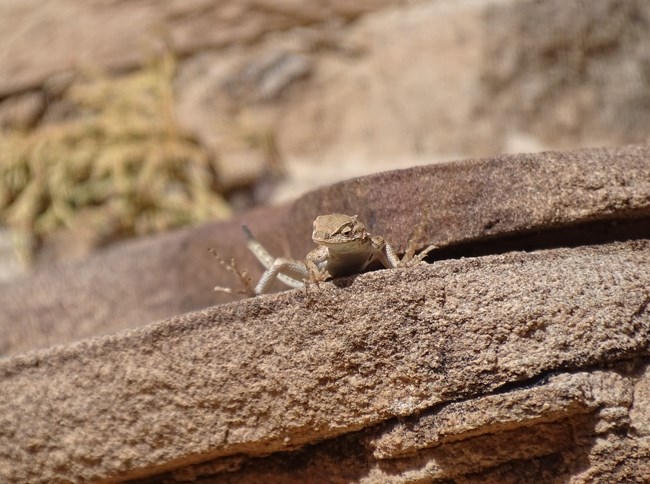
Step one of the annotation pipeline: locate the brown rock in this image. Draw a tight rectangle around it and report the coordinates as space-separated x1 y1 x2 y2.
1 144 650 481
207 368 649 483
0 206 289 358
0 0 395 96
0 91 45 130
0 240 648 482
368 371 633 460
481 0 650 149
1 145 650 358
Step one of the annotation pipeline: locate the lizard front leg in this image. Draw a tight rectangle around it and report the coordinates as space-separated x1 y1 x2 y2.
370 236 401 270
305 246 331 284
401 217 437 265
400 241 437 266
373 236 436 269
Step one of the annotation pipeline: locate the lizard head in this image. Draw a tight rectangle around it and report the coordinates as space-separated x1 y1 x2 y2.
311 214 369 250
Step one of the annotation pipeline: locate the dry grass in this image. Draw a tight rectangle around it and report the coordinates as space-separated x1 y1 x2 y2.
0 55 231 264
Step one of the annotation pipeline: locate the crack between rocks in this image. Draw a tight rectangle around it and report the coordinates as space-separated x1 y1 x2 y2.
424 215 650 263
138 356 650 482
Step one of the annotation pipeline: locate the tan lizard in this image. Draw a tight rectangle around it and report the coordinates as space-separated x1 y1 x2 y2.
241 213 436 295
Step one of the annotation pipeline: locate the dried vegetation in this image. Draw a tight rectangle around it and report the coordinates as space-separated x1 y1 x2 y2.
0 56 231 263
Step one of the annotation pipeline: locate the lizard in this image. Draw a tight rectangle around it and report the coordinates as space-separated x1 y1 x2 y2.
240 213 436 295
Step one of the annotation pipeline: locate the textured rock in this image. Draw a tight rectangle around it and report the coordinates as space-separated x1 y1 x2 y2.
0 0 394 96
3 0 650 212
0 206 289 358
286 144 650 254
368 370 635 459
481 0 650 148
1 144 649 358
202 368 649 483
1 240 649 482
1 144 650 481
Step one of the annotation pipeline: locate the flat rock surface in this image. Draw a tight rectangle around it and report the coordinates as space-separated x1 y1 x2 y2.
1 240 649 482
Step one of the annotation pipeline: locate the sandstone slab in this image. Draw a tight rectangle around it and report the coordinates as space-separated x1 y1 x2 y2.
1 144 650 481
1 145 649 358
202 368 648 483
1 240 649 482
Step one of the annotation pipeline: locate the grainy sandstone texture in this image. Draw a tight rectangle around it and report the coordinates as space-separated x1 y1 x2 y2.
1 144 650 482
1 241 649 482
2 0 650 480
1 144 649 357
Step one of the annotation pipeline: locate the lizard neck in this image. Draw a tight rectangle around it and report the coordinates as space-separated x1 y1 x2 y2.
324 240 373 276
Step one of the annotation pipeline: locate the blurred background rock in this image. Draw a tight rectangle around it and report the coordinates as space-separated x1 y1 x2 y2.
1 0 649 280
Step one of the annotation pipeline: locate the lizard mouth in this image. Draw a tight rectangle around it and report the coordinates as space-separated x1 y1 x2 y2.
312 236 346 246
312 235 369 248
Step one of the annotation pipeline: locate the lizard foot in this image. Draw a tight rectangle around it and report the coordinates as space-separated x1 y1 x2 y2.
209 248 255 297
